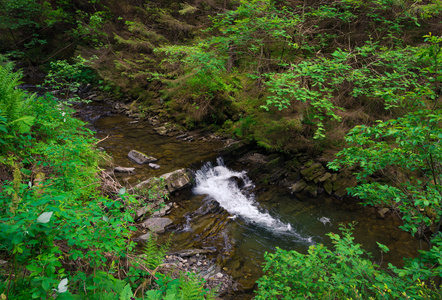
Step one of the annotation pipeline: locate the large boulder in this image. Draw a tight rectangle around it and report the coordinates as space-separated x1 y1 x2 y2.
128 150 158 164
135 168 192 195
161 168 192 193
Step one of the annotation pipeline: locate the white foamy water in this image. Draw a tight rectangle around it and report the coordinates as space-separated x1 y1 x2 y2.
193 158 311 243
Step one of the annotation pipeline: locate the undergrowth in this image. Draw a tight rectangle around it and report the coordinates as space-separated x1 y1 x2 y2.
0 59 215 299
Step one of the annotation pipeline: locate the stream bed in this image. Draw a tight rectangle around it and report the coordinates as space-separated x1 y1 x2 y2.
78 101 423 298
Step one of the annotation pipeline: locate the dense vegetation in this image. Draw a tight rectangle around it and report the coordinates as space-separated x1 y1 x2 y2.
0 60 215 298
1 0 442 299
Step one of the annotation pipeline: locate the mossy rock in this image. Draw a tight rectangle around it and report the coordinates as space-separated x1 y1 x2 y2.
291 179 307 193
300 163 325 182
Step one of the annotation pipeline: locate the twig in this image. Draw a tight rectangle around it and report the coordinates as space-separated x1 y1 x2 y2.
96 135 110 144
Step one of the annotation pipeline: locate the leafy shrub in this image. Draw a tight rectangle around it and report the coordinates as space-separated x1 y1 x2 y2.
256 223 442 299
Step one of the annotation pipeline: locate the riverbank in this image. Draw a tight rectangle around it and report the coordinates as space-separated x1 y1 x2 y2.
77 94 422 298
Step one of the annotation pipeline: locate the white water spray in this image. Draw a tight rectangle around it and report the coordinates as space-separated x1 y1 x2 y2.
193 158 311 241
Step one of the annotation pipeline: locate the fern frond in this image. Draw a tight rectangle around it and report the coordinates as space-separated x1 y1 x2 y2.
0 62 25 122
143 234 170 270
178 272 207 300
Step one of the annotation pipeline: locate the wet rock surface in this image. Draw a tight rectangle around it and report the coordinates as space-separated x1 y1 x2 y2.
134 168 192 195
220 142 359 201
128 149 158 164
141 217 173 233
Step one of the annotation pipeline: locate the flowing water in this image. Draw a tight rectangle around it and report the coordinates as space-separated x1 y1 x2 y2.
76 101 422 296
166 158 422 293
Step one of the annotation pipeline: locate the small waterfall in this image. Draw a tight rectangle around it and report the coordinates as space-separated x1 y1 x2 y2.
193 158 311 242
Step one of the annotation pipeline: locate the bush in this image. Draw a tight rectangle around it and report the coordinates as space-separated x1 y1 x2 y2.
256 223 442 299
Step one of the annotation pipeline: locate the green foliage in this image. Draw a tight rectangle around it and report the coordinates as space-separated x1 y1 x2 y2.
329 34 442 238
256 223 442 299
0 61 36 151
0 0 43 33
42 55 97 103
145 272 215 300
70 10 110 47
0 102 138 298
142 234 170 270
0 63 144 299
261 36 440 138
329 109 442 237
155 42 229 97
209 0 300 67
154 0 441 141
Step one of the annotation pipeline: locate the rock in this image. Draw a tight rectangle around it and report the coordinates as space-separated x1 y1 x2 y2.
376 207 390 219
114 166 135 173
334 186 348 198
229 176 244 188
169 249 216 257
134 177 168 199
128 150 158 164
318 172 332 183
148 163 160 170
301 163 325 182
135 203 156 219
304 184 318 197
323 179 334 195
290 179 307 193
161 168 192 193
152 203 173 217
238 152 268 165
137 232 151 241
154 126 168 135
333 176 357 192
142 217 173 233
200 264 218 280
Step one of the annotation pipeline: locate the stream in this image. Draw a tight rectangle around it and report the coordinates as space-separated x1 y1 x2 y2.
77 101 423 298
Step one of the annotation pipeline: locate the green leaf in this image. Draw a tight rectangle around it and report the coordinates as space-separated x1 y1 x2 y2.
376 242 390 253
119 284 133 300
9 116 35 134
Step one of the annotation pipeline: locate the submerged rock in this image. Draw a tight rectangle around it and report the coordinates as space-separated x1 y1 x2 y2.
148 163 160 170
114 166 135 173
290 179 307 193
168 249 216 257
376 207 390 219
128 150 158 164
